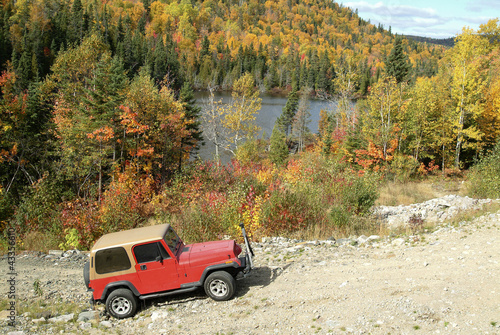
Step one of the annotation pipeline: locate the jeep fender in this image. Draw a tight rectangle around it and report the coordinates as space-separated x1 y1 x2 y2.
180 262 243 289
100 281 140 301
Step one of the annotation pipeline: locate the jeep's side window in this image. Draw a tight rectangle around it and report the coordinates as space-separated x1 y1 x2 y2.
134 242 170 264
95 247 131 274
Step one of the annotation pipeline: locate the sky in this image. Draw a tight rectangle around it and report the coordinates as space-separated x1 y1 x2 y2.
342 0 500 39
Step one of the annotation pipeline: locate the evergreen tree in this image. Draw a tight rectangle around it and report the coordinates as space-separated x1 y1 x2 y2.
0 11 12 74
152 37 168 84
200 35 210 58
277 88 299 136
316 51 331 92
70 0 84 43
179 81 204 168
269 124 288 166
17 38 32 91
385 36 412 83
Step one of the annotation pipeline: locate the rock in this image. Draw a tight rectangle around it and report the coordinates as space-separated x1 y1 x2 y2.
48 250 63 256
34 311 52 319
357 235 368 244
372 195 495 229
77 310 98 322
48 313 74 323
32 317 46 324
0 310 10 320
151 311 169 321
79 322 92 329
100 320 113 328
336 238 352 246
62 249 80 258
392 238 405 246
366 235 380 243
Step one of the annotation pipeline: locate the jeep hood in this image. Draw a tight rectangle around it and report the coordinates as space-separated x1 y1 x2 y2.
179 240 240 267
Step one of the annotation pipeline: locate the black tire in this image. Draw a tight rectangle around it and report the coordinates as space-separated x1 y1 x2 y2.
204 271 236 301
105 289 138 319
83 262 90 288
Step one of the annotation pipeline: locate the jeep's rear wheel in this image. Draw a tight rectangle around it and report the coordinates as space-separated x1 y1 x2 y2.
204 271 236 301
106 288 138 319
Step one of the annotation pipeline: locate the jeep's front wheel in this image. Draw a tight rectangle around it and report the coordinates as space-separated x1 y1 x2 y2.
204 271 236 301
106 288 138 319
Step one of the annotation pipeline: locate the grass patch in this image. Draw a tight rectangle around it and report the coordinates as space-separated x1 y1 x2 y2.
17 298 83 319
0 298 9 310
376 178 465 206
447 202 500 227
293 215 381 240
21 231 61 253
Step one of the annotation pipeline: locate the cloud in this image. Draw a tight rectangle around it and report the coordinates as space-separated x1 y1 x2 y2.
466 0 500 13
343 1 449 37
344 1 438 19
342 1 498 38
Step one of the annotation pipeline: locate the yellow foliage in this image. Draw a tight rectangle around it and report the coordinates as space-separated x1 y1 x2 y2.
254 166 274 185
281 159 302 186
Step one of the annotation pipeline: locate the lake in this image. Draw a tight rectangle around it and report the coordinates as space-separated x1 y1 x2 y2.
193 91 339 162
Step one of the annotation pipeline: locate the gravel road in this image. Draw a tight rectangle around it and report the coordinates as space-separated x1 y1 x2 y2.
1 209 499 334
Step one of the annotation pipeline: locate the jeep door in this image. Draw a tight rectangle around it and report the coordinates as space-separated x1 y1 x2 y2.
133 241 179 294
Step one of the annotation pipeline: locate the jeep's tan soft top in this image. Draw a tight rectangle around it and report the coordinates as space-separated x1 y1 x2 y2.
91 223 171 251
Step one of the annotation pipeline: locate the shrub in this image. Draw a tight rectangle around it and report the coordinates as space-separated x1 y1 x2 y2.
390 153 419 182
15 175 69 236
173 207 222 243
338 171 379 215
235 138 268 166
99 177 150 233
261 189 322 235
60 198 101 249
468 141 500 198
21 231 60 252
328 205 352 230
58 228 83 251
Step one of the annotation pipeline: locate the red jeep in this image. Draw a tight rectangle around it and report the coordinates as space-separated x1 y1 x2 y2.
83 223 253 318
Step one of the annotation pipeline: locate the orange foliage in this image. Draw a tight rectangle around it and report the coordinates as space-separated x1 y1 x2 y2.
355 140 397 172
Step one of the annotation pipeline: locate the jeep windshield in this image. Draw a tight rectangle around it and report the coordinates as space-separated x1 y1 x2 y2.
164 227 182 255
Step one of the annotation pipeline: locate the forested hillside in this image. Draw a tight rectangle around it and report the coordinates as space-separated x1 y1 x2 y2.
0 0 444 94
1 0 499 250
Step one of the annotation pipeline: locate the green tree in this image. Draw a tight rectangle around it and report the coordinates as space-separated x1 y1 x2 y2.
50 35 125 198
277 88 299 136
385 37 411 83
269 124 288 166
178 81 204 169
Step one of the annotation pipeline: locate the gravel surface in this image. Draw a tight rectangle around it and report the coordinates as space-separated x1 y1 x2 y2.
1 206 500 334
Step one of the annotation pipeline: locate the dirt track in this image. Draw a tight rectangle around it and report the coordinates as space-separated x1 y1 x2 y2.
1 210 500 334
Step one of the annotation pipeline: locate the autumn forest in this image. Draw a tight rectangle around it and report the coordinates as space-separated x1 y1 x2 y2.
1 0 500 249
